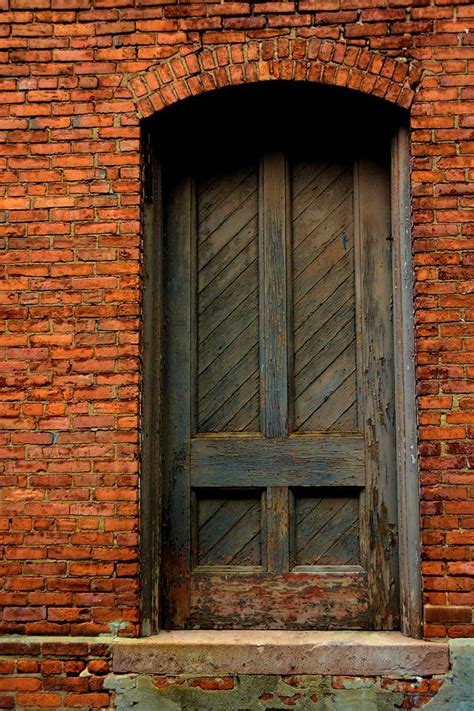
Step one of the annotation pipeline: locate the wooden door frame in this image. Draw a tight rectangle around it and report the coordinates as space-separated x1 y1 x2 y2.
140 121 422 639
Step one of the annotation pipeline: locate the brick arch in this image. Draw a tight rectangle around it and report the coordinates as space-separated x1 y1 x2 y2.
127 38 421 119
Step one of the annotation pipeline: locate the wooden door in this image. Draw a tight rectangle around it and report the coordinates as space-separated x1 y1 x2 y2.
161 148 399 630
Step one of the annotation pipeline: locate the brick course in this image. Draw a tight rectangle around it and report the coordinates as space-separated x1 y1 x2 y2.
0 0 473 657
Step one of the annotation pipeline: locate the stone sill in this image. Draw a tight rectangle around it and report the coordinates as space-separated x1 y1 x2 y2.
112 631 449 677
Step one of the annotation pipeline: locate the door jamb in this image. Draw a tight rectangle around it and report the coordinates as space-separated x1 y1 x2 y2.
391 125 423 638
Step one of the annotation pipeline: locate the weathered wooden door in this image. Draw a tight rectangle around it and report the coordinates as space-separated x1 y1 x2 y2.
161 148 399 630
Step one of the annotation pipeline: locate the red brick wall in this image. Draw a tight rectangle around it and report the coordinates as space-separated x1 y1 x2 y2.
0 0 473 641
0 638 111 709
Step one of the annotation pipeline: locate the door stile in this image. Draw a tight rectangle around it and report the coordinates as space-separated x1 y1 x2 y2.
266 487 290 573
353 160 368 579
259 152 292 439
141 137 163 635
163 173 196 627
355 159 400 630
260 152 292 574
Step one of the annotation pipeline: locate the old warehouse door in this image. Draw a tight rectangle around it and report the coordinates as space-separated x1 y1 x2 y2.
147 84 401 631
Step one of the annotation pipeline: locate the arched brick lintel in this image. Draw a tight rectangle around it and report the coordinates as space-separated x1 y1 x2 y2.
127 39 422 119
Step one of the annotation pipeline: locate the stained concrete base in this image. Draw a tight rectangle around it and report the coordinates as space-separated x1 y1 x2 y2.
106 639 474 711
113 631 449 676
426 639 474 711
106 674 418 711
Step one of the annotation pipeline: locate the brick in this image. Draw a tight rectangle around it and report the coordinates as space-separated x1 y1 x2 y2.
188 676 235 690
16 693 62 707
64 692 110 707
425 605 473 623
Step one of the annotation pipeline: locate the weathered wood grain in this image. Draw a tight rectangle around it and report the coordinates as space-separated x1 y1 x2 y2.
355 159 399 630
391 126 422 638
162 172 195 628
292 159 357 433
197 164 259 433
260 152 291 438
189 570 368 630
160 149 400 631
293 489 360 566
267 487 290 573
190 436 365 488
141 133 162 635
196 491 262 567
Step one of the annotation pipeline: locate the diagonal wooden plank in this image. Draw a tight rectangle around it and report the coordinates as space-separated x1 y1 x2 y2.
295 323 355 399
199 349 259 425
291 157 358 434
198 215 257 290
295 494 360 566
198 294 258 373
199 193 257 260
330 401 358 430
198 168 257 237
295 497 349 557
199 236 258 312
293 175 352 254
298 369 358 432
198 166 254 215
198 496 261 566
200 367 259 432
291 159 330 200
199 309 258 379
197 163 259 433
295 341 357 431
294 229 353 310
295 299 355 381
293 199 353 277
292 162 348 224
199 196 258 268
294 249 354 332
198 261 258 342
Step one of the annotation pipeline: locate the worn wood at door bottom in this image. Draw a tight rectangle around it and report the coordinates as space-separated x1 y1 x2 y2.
185 571 368 629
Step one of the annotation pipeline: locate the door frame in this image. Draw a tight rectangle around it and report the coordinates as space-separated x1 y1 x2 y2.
139 120 422 639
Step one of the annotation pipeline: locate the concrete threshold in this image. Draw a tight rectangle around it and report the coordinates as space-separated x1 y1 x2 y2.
113 630 449 677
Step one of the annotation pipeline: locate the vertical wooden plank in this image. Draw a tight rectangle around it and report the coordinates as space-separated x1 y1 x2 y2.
260 152 291 439
162 170 196 628
266 487 290 573
391 125 422 638
141 130 162 635
260 153 291 574
355 159 399 630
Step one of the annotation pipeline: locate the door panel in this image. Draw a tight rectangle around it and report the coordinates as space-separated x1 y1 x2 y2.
292 159 357 433
197 163 260 433
292 488 360 567
162 150 399 630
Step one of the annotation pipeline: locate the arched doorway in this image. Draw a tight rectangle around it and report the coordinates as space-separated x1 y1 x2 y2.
141 82 419 634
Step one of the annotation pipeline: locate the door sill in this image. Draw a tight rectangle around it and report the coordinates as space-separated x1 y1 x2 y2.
113 630 448 676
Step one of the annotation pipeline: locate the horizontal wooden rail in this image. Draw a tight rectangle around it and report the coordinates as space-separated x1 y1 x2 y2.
191 436 365 487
